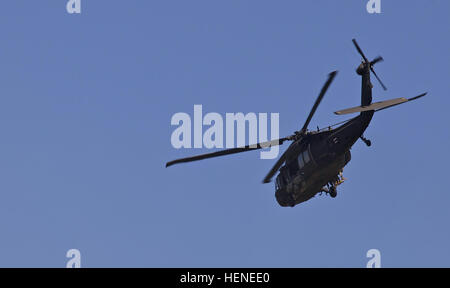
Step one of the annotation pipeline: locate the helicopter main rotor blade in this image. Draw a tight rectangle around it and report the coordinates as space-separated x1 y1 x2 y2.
262 146 290 184
262 71 337 183
300 71 338 134
166 137 292 168
352 39 369 63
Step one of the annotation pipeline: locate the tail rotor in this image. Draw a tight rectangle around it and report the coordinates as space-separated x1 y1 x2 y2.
352 39 387 91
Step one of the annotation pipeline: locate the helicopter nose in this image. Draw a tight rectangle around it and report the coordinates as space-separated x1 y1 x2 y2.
275 188 295 207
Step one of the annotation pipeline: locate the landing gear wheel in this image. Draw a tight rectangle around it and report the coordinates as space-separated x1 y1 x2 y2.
329 186 337 198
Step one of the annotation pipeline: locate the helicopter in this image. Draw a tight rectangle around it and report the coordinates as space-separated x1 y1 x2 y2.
166 39 427 207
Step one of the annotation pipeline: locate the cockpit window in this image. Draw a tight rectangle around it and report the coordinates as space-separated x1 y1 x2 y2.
276 171 287 190
298 149 311 169
298 153 305 168
303 150 310 163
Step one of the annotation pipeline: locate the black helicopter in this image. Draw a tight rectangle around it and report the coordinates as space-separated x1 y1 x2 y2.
166 39 427 207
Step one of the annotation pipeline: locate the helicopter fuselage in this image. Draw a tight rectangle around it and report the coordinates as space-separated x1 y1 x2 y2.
274 60 375 207
274 111 373 207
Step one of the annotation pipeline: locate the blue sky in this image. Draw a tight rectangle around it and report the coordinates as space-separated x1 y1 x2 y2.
0 1 449 267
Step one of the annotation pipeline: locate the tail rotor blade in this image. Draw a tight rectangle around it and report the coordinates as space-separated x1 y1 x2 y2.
370 67 387 90
352 39 369 63
371 56 384 66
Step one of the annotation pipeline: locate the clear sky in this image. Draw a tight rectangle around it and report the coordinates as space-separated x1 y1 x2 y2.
0 1 449 267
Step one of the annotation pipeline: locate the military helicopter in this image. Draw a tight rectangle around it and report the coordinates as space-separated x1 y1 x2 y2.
166 39 427 207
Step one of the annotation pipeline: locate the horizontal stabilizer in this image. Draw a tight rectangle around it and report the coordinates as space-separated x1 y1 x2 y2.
334 93 427 115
